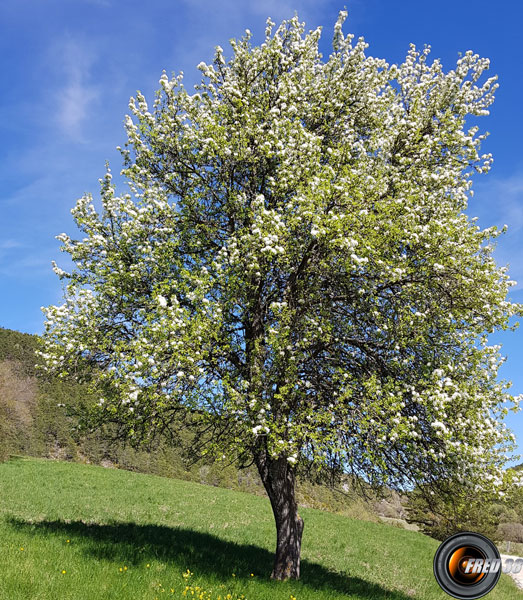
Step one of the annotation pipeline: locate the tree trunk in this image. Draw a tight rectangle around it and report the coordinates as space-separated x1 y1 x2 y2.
255 450 304 580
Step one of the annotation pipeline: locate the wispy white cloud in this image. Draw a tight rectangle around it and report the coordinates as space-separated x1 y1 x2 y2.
0 239 22 250
241 0 331 24
166 0 338 95
0 255 51 277
472 172 523 231
180 0 331 24
0 238 52 278
471 171 523 288
60 78 99 140
80 0 111 6
53 37 100 140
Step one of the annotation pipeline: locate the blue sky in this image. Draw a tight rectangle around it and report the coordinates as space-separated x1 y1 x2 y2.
1 0 522 460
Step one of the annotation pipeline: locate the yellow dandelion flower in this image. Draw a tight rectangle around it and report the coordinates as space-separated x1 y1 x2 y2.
20 547 24 551
66 539 70 543
62 570 66 574
146 563 150 568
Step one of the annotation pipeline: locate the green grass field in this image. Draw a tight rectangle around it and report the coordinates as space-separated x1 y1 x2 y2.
0 457 520 600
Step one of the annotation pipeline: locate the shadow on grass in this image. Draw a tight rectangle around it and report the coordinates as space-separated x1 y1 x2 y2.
8 517 416 599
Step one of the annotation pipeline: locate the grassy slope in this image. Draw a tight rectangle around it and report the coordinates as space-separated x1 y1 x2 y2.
0 458 520 600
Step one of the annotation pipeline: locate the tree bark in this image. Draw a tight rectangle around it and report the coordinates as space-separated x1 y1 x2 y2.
255 450 304 580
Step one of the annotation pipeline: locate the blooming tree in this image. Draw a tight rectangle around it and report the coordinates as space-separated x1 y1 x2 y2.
40 13 523 580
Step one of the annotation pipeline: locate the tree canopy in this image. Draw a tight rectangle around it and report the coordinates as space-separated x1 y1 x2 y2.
40 12 523 579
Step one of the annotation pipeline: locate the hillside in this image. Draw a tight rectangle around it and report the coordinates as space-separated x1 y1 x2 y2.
0 326 381 522
1 457 521 600
3 325 523 544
